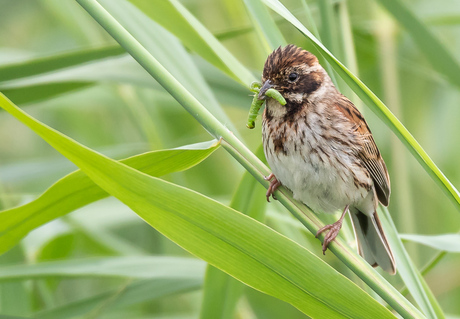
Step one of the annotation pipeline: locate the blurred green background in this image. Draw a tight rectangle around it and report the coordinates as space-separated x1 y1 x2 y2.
0 0 459 317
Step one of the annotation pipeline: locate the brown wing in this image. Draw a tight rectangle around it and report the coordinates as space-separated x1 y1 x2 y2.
335 96 391 206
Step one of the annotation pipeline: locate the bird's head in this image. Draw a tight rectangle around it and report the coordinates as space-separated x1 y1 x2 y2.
259 45 326 106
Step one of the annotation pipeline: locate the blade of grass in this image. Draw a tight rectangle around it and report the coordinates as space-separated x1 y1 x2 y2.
0 45 124 82
300 0 320 39
0 256 205 280
296 0 339 88
35 278 202 319
72 1 425 316
0 247 32 317
200 152 267 319
400 234 460 253
318 0 340 58
1 82 92 105
0 140 219 255
375 6 415 236
379 207 444 319
0 45 124 104
375 0 460 90
242 0 286 52
336 0 359 102
128 0 256 85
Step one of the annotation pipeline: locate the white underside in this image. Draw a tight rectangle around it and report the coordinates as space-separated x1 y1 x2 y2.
263 99 375 215
267 146 371 214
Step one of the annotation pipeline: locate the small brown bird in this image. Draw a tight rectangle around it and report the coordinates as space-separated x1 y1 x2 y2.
260 45 396 274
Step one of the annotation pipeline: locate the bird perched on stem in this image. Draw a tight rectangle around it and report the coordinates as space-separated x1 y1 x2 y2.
260 44 396 274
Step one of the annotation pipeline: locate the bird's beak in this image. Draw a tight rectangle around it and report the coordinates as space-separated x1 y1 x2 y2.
258 80 273 100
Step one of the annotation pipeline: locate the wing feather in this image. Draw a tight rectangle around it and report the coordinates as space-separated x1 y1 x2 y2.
335 96 391 206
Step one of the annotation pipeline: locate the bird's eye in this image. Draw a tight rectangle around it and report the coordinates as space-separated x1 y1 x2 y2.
288 72 298 82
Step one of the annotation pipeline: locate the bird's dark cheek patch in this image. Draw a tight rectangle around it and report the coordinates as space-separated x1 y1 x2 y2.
299 71 323 94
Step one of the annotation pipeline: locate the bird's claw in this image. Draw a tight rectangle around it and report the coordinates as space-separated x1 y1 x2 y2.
265 173 281 202
316 221 343 255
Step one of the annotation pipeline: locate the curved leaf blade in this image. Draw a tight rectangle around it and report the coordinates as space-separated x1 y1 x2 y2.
35 278 201 319
0 256 205 280
0 140 219 255
128 0 256 85
242 0 286 52
400 234 460 253
0 45 124 82
379 208 443 319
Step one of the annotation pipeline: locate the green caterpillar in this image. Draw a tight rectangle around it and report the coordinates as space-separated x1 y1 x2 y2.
246 82 286 129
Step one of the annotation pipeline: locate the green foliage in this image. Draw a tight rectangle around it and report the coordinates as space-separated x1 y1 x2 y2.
1 90 395 318
0 0 459 318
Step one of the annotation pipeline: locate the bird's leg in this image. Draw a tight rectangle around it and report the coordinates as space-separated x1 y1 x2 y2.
264 173 281 202
315 205 350 255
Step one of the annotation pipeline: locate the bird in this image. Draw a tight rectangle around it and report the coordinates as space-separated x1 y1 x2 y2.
259 44 396 274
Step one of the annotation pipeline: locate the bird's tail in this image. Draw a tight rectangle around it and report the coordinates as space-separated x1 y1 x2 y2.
349 207 396 274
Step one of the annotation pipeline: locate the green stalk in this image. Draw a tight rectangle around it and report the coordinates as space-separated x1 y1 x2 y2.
75 0 424 317
318 0 340 58
117 85 163 150
375 6 415 239
421 252 447 277
337 0 359 105
299 0 339 87
242 0 286 52
399 251 448 298
300 0 320 39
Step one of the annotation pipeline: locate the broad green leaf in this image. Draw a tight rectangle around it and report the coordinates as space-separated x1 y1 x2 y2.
0 256 205 280
0 140 219 255
200 163 267 319
400 233 460 253
379 207 444 319
0 142 147 190
0 93 396 318
128 0 256 85
0 55 155 92
35 278 202 319
1 82 91 105
0 55 153 105
375 0 460 90
0 46 124 104
261 0 460 213
0 45 124 82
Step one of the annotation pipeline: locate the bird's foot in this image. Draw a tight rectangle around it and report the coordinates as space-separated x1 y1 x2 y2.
264 173 281 202
315 205 349 255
